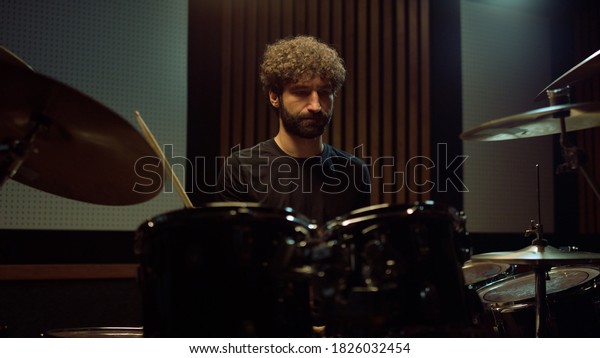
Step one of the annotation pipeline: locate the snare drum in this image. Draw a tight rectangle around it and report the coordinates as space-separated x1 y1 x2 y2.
135 203 315 337
478 265 600 337
316 201 477 337
462 260 514 290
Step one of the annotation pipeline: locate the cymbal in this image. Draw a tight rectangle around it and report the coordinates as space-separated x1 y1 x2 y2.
0 64 163 205
470 244 600 266
0 45 33 70
459 102 600 141
535 48 600 101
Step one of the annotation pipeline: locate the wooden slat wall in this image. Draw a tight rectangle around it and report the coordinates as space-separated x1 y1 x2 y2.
219 0 431 206
573 0 600 234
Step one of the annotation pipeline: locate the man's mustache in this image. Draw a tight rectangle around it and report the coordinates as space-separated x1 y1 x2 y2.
297 112 329 121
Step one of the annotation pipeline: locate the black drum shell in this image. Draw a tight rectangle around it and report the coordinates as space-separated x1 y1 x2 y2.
316 201 476 337
135 203 314 337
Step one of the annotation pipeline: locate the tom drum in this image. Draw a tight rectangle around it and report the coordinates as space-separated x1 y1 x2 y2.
135 202 315 337
315 201 477 337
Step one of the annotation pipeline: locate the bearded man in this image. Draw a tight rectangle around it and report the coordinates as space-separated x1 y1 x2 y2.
218 35 371 224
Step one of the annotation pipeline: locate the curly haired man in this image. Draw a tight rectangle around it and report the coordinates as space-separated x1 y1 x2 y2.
218 35 371 224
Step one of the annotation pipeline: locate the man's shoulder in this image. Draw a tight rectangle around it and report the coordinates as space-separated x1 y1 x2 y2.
227 139 279 162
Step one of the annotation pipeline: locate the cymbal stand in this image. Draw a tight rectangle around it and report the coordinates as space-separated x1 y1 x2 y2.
556 120 600 201
0 112 48 188
525 220 550 337
533 263 550 338
524 164 550 337
547 87 600 202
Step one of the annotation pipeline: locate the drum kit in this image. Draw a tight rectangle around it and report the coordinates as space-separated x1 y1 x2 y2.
461 48 600 337
3 44 600 338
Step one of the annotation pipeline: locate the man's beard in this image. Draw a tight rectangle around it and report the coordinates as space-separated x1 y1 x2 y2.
279 102 332 139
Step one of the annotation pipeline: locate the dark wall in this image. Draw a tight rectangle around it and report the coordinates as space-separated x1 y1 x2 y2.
570 0 600 235
429 0 463 210
187 0 223 205
549 0 579 239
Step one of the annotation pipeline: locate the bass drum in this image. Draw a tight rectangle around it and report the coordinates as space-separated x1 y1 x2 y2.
135 202 315 337
477 265 600 337
315 201 477 337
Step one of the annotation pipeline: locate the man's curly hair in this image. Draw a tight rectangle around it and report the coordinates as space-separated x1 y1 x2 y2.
259 35 346 96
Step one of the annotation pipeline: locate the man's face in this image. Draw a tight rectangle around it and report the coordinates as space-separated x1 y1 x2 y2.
276 77 334 139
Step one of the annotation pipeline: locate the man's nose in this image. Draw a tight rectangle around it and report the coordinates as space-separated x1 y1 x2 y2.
307 91 322 112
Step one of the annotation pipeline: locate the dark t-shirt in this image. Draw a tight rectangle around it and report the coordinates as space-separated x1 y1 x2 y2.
217 138 371 224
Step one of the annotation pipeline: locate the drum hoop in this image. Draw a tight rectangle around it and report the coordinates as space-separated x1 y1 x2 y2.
324 203 464 235
139 203 315 232
43 327 144 338
462 261 513 286
463 261 512 270
478 265 600 304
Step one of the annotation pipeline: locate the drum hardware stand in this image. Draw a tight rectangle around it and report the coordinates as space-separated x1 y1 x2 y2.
0 114 45 337
524 164 550 338
525 219 550 338
0 112 48 188
0 114 47 337
556 129 600 202
548 87 600 202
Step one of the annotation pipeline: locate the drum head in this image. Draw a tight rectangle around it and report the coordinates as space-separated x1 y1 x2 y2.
479 266 600 304
462 261 512 287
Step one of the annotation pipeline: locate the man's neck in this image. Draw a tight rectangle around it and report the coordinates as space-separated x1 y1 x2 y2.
274 130 324 158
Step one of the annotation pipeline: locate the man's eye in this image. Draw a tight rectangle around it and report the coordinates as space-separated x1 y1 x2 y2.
319 90 333 97
295 90 310 96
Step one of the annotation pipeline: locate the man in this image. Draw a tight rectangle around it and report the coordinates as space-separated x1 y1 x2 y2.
218 35 371 224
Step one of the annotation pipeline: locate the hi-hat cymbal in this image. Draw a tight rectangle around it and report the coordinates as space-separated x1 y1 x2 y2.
535 48 600 101
0 45 34 70
0 64 163 205
459 102 600 141
470 244 600 266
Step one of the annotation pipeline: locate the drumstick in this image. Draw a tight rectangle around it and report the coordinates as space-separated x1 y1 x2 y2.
134 111 194 208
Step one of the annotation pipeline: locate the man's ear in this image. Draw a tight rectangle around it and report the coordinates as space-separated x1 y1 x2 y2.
269 91 279 108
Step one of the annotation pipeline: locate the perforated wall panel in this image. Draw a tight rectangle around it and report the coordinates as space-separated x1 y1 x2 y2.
461 0 555 233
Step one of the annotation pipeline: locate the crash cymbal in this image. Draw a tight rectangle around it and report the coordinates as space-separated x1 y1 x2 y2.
459 102 600 141
535 48 600 101
471 244 600 266
0 45 33 70
0 64 163 205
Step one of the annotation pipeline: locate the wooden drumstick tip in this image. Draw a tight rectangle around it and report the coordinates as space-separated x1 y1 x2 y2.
133 110 194 209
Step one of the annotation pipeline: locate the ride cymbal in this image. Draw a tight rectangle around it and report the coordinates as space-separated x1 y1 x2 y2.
0 64 163 205
459 102 600 141
0 45 33 70
535 48 600 101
